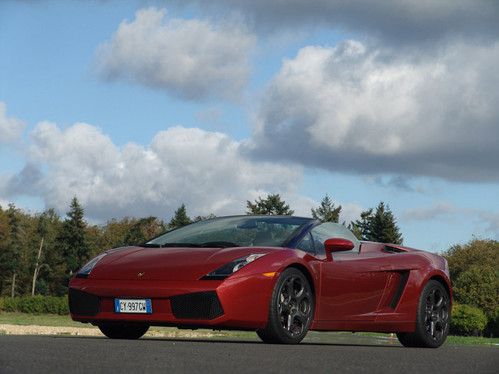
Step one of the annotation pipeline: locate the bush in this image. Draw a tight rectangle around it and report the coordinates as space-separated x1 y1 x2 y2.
453 265 498 316
0 296 69 315
0 297 21 312
451 303 488 335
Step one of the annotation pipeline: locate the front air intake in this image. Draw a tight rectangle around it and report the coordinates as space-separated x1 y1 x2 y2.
170 291 224 320
69 289 101 316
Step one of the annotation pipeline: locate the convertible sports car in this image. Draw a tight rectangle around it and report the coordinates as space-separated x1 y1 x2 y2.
69 215 452 347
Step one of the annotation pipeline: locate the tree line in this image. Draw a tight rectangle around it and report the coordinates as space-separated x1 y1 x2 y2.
0 194 401 298
0 194 497 335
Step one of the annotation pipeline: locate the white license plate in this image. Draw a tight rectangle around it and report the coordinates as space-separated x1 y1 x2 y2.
114 299 152 314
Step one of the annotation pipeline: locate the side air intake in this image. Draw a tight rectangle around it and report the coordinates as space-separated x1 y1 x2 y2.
69 289 101 316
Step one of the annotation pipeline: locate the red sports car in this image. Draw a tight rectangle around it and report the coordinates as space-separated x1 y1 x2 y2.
68 215 452 347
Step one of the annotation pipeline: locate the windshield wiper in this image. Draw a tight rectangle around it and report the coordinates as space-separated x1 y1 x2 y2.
141 243 163 248
142 242 239 248
161 243 203 247
141 243 202 248
200 241 239 248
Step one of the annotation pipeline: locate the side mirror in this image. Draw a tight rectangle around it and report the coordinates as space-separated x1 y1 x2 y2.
324 238 354 261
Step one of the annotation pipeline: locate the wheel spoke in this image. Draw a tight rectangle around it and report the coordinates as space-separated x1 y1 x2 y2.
429 290 436 308
434 294 443 309
285 279 295 298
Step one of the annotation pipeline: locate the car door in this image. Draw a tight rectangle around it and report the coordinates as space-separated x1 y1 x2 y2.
302 223 392 322
318 251 391 321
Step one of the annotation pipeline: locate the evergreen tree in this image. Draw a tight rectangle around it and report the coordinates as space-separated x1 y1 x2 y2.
348 208 374 241
246 194 294 215
55 197 89 291
169 204 192 229
311 194 341 223
348 202 403 244
368 202 403 244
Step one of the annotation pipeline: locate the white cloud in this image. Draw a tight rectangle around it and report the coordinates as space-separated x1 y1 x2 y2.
94 7 256 101
249 40 499 182
3 121 303 221
0 102 27 144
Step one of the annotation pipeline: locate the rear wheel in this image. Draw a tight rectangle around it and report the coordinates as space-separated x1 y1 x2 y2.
98 323 149 339
397 280 450 348
257 268 314 344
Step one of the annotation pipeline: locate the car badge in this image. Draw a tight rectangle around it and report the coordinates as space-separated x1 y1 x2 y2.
137 271 145 278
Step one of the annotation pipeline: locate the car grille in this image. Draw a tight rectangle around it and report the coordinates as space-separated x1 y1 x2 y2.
69 289 101 316
170 291 224 320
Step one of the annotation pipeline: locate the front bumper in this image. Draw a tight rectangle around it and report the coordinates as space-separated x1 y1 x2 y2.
68 273 275 330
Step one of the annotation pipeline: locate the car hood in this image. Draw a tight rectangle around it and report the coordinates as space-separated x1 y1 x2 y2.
88 246 273 281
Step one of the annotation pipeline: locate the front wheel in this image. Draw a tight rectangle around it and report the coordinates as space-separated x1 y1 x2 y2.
257 268 314 344
397 280 450 348
98 323 149 339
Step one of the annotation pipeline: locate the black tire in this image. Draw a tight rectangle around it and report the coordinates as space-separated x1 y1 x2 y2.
98 323 149 339
397 280 450 348
257 268 314 344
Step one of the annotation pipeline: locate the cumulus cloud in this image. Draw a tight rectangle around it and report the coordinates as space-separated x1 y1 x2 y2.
247 40 499 182
94 7 256 101
1 121 304 221
0 102 27 144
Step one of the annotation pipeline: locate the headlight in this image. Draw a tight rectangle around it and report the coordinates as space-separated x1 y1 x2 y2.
203 253 267 280
75 253 107 278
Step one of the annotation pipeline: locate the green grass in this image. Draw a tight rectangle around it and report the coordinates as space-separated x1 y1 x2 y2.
1 312 497 346
445 335 499 346
0 312 87 328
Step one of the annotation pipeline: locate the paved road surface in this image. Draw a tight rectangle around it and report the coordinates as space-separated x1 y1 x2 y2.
0 334 497 374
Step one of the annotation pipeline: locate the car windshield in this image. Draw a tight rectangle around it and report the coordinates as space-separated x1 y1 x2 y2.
144 216 312 248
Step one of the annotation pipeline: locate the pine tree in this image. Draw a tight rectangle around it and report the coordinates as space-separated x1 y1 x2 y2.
246 194 294 215
368 202 403 244
311 194 341 223
55 197 89 290
348 208 374 241
169 204 192 229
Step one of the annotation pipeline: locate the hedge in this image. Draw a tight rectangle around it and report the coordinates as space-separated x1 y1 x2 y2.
450 303 488 336
0 296 69 315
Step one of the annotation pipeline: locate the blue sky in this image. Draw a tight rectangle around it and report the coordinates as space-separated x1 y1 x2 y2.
1 0 498 253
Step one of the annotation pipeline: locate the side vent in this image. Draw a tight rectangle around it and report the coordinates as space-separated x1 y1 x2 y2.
384 245 407 253
390 271 409 310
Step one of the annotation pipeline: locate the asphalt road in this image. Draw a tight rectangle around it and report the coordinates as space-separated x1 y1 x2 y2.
0 333 497 374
